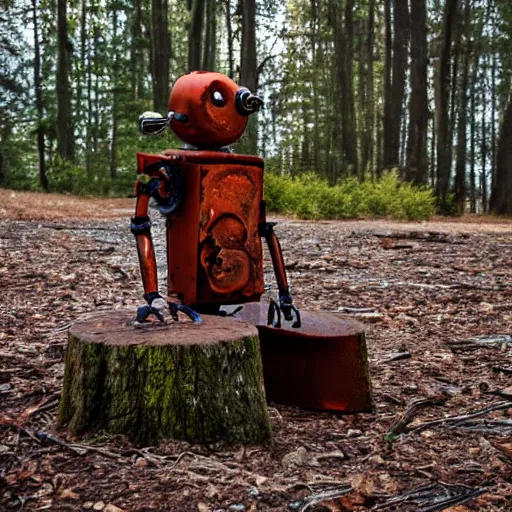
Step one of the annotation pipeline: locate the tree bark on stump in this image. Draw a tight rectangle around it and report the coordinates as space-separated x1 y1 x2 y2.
58 312 272 446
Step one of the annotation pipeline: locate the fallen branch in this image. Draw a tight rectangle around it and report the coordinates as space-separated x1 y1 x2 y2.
294 484 353 512
109 265 130 279
379 239 415 250
380 351 411 364
373 231 465 244
385 398 447 440
451 420 512 435
394 281 504 292
77 246 115 253
372 481 486 511
337 306 376 313
447 335 512 351
50 322 73 335
409 401 511 433
41 224 109 231
18 392 61 426
492 366 512 375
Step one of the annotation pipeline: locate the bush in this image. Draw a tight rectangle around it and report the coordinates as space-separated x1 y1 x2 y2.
264 171 436 221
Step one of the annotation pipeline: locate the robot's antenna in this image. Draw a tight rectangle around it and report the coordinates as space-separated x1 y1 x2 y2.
139 111 173 136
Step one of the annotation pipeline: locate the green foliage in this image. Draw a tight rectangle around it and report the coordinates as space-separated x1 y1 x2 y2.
1 135 39 191
48 158 106 196
264 171 436 221
1 0 508 214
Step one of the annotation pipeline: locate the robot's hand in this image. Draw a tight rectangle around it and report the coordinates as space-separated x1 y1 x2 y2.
278 292 301 328
267 299 282 328
168 302 202 324
135 293 166 323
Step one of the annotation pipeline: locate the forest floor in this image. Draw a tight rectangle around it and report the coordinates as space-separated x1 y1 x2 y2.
1 188 511 512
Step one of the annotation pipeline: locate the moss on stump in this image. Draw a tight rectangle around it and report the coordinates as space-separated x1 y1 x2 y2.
57 312 272 446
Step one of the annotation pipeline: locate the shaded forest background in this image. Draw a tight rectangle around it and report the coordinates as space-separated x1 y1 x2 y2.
1 0 511 215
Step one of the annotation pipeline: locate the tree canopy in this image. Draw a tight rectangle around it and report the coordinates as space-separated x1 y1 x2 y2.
0 0 511 214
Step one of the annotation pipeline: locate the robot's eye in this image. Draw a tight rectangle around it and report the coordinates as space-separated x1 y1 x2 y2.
211 90 226 107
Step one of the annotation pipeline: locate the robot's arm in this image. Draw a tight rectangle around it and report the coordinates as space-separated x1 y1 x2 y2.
131 175 166 322
131 166 201 324
259 202 301 328
132 175 159 298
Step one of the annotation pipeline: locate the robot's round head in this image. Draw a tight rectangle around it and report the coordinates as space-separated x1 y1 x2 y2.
167 72 263 149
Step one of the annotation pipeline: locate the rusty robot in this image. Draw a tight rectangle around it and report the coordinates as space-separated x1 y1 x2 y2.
133 71 300 327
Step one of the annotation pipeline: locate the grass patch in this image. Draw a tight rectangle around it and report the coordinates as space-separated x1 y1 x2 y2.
264 171 436 221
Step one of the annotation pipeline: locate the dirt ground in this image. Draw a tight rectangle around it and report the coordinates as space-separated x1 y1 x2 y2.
1 189 511 511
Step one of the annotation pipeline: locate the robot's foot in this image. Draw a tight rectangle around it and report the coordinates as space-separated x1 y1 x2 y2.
218 306 244 318
169 303 202 324
267 298 301 329
281 304 301 328
267 299 281 328
136 304 165 323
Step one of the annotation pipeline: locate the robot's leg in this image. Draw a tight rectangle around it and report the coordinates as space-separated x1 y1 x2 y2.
168 302 202 324
165 219 202 324
259 222 301 328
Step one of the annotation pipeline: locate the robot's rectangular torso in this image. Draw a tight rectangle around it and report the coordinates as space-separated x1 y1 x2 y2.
137 149 266 306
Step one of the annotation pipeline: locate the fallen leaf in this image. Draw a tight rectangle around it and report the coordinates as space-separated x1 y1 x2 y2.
59 488 80 500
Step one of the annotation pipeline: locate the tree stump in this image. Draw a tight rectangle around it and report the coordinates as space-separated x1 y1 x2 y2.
57 311 272 446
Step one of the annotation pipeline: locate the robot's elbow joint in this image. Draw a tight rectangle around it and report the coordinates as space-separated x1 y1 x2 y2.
131 216 152 235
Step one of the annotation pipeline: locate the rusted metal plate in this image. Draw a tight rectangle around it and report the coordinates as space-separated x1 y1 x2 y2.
136 150 265 306
228 301 373 413
198 162 264 303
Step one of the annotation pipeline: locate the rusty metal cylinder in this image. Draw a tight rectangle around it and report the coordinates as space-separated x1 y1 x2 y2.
228 302 373 413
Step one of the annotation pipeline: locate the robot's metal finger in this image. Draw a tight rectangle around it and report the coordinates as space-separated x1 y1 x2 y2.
136 305 151 323
149 307 165 322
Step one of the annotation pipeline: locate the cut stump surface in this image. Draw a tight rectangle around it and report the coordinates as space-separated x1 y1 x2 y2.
58 311 272 446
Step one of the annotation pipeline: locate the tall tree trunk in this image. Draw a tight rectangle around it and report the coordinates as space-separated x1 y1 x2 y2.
490 94 512 214
358 19 366 178
430 116 436 188
131 0 144 99
329 0 358 175
33 0 48 191
406 0 428 185
448 20 461 154
391 0 409 169
85 0 94 179
310 0 320 173
93 34 99 155
329 2 346 174
152 0 171 113
75 0 87 129
189 0 205 71
490 43 497 195
383 0 409 170
343 0 358 175
454 0 471 214
481 66 488 213
382 0 392 170
240 0 258 154
240 0 257 91
362 0 375 176
225 0 234 79
202 0 217 70
110 4 119 182
301 99 310 171
469 54 478 214
56 0 74 162
400 92 408 169
435 0 459 212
